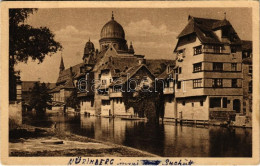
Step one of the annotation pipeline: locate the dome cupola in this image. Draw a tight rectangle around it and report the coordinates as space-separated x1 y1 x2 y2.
99 12 128 52
83 38 96 64
84 38 95 55
100 12 125 40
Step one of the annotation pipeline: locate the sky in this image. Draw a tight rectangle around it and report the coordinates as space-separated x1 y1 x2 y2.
15 8 252 83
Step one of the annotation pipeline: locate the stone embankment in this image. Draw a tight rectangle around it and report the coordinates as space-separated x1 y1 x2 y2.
9 124 158 157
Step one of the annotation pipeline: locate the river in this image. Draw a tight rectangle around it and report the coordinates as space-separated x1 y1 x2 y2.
22 112 252 157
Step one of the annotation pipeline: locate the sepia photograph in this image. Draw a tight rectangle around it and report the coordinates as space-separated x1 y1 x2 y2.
1 1 259 165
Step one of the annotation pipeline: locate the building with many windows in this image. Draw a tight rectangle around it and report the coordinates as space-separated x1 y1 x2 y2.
173 15 243 121
50 12 172 117
241 40 252 118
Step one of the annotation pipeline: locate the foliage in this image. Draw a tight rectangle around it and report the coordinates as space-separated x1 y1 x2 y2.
122 82 165 123
9 9 62 101
65 89 80 112
9 9 62 67
29 82 52 113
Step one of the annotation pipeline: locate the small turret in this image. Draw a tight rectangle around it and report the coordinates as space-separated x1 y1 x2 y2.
83 38 95 64
128 41 135 54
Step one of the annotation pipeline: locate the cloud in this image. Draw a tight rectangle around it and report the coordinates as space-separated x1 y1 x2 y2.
133 41 173 49
54 25 98 44
125 19 177 37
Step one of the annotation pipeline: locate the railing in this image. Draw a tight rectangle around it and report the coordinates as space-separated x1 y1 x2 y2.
203 48 230 54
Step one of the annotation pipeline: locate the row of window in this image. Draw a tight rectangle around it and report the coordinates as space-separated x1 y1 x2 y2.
101 98 124 105
193 62 238 72
193 45 237 55
209 97 229 108
176 79 239 89
192 78 239 88
181 100 204 107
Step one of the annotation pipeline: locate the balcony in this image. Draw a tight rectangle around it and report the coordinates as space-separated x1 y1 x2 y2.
203 48 230 54
110 91 123 98
163 87 174 95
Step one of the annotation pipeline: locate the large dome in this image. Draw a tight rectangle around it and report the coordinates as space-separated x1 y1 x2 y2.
100 14 125 39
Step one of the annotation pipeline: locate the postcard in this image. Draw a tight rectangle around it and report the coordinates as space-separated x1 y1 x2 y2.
1 1 259 165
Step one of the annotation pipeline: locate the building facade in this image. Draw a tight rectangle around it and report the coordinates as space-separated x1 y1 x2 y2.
50 12 172 117
173 16 243 121
50 13 251 122
241 40 252 118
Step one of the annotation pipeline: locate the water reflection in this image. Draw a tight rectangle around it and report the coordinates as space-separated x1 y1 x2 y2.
22 113 252 157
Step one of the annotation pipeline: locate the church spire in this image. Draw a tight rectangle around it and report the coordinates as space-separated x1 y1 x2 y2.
59 53 65 73
111 11 114 20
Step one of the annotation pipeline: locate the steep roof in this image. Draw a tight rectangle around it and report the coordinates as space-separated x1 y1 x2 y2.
56 63 84 84
177 16 240 45
98 56 139 78
212 19 231 29
109 64 155 87
62 79 75 89
157 69 175 80
178 16 219 38
146 59 175 76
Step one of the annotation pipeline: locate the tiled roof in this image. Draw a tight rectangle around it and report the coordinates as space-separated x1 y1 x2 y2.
146 59 175 76
22 81 56 92
109 64 155 87
49 86 61 93
21 81 39 91
212 19 231 29
157 69 174 79
62 79 75 89
177 16 240 44
242 40 252 51
46 83 56 90
56 63 84 84
98 56 139 78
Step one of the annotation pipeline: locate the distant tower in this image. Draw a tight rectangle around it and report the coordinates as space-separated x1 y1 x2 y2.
83 38 95 64
59 54 65 73
128 41 135 54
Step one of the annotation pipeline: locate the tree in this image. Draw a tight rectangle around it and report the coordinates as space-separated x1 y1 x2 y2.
9 9 62 101
65 89 80 112
123 82 165 124
29 82 52 114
